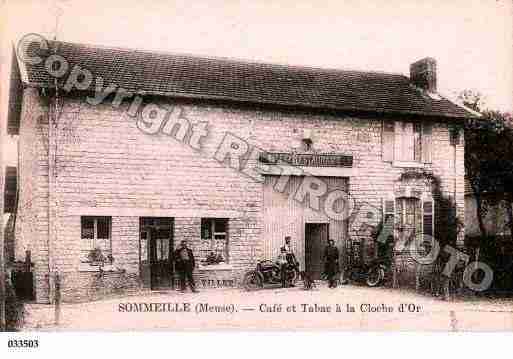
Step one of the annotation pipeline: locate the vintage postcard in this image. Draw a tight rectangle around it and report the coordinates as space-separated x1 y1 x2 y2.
0 0 513 342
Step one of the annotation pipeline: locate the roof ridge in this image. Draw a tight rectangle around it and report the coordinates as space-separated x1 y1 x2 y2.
50 40 408 78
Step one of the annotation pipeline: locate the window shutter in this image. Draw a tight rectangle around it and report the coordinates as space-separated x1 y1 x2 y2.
382 119 395 162
381 197 396 238
421 122 432 163
422 200 434 238
394 121 402 161
414 122 422 162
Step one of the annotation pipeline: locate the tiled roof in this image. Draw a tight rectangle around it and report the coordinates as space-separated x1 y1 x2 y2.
19 41 476 119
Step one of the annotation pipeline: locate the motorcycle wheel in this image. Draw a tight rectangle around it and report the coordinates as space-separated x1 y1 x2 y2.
366 266 385 287
243 271 263 291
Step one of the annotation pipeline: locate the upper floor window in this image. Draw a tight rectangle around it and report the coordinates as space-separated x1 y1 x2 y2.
395 122 422 162
81 216 112 263
382 120 432 164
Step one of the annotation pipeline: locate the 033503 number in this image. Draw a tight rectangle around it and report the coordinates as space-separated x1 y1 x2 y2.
7 339 39 348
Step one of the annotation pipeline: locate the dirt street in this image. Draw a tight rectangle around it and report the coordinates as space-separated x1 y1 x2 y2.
22 283 513 331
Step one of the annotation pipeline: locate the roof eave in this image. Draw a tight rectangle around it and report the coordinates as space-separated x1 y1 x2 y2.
27 81 477 121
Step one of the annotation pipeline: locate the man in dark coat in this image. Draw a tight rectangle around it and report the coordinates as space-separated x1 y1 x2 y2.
277 247 288 288
283 236 298 287
284 237 297 267
174 240 198 293
323 239 340 288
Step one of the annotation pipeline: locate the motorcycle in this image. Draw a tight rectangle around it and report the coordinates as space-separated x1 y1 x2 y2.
243 259 299 290
346 256 390 287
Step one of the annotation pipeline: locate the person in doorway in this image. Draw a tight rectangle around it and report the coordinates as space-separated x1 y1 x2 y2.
173 240 198 293
323 239 340 288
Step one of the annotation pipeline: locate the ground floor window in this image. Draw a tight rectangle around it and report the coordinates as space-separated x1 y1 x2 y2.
396 198 422 246
81 216 112 263
200 218 229 264
390 197 434 251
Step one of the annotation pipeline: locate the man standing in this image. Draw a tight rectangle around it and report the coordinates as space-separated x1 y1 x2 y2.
276 247 288 288
323 240 340 288
284 236 292 254
284 236 298 287
174 240 198 293
284 236 298 268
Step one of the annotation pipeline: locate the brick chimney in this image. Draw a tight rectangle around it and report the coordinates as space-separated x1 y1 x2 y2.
410 57 437 92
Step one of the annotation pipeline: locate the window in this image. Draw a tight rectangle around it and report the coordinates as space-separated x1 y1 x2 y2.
395 121 422 162
200 218 229 264
383 197 434 252
81 216 112 263
397 198 421 233
449 125 461 146
302 138 313 152
383 120 431 164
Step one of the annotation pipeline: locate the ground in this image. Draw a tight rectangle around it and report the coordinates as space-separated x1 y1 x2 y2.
22 283 513 331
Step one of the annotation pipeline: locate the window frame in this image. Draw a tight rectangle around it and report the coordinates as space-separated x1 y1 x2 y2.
201 218 228 241
200 218 229 264
394 121 423 164
80 216 112 264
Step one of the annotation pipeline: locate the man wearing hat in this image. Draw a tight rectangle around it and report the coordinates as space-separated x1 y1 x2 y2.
323 239 340 288
173 240 198 293
276 247 289 288
283 236 298 287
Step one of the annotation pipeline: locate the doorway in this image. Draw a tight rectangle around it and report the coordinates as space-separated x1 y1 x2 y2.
305 223 329 280
140 217 174 290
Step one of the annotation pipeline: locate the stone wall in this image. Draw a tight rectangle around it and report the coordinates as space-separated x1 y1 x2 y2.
17 92 465 302
15 88 50 303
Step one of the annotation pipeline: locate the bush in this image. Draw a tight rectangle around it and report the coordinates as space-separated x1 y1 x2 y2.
4 277 25 331
464 235 513 292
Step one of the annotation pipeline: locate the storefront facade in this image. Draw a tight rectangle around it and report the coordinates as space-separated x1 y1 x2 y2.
7 42 472 302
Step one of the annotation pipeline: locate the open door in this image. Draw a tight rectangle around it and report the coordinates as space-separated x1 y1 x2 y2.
305 223 329 280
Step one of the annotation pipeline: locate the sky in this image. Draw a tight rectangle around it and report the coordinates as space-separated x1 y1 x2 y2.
1 0 512 165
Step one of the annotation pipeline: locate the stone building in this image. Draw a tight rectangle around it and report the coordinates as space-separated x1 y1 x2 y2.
6 41 475 302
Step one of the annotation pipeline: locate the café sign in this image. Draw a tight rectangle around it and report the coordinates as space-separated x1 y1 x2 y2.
259 152 353 168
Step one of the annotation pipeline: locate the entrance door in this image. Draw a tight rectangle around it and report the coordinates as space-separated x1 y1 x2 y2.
305 223 329 280
140 217 174 290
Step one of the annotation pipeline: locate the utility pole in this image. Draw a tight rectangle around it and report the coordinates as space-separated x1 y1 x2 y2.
1 57 5 333
0 205 4 331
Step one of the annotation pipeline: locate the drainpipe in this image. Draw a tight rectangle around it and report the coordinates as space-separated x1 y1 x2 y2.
454 129 457 211
1 109 5 330
47 87 57 303
453 127 459 247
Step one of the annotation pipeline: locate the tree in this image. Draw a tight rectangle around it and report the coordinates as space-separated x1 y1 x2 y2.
461 90 513 240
